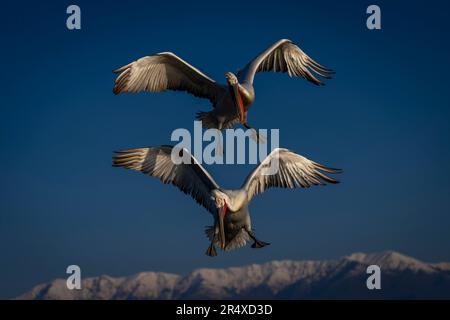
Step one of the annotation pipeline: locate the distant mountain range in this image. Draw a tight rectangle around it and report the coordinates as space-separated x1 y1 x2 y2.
17 251 450 299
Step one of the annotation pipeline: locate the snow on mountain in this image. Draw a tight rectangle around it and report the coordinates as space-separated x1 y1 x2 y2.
16 251 450 300
344 251 437 273
18 272 179 300
172 260 337 299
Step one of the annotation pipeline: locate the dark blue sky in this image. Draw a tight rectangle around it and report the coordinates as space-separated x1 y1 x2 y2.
1 0 450 298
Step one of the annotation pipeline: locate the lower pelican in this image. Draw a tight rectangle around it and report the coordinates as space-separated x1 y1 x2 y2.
113 146 341 256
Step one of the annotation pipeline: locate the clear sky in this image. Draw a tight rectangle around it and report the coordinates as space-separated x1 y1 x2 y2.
1 0 450 298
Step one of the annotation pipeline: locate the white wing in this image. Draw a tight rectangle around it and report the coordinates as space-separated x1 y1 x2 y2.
238 39 334 85
113 145 219 214
113 52 225 104
242 148 341 202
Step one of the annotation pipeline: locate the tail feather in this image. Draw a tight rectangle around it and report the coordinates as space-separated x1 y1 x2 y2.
204 226 250 251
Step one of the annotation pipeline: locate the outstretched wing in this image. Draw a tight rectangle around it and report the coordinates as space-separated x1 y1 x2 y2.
238 39 334 85
113 145 219 214
242 148 341 202
113 52 225 104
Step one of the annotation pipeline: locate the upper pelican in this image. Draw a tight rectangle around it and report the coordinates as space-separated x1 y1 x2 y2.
113 39 334 134
113 146 341 256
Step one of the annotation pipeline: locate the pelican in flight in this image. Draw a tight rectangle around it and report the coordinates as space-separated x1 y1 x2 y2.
112 146 341 256
113 39 334 135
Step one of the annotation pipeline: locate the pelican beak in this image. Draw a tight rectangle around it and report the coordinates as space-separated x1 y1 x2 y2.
230 83 246 123
218 201 227 249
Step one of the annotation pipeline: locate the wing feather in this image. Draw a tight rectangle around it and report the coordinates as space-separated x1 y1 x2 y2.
113 52 225 104
113 145 219 214
242 148 341 202
238 39 334 86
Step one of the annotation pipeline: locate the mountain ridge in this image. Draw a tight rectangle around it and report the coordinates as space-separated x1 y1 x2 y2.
17 251 450 299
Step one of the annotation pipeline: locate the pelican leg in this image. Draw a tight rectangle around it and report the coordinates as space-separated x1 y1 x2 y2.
206 223 220 257
245 229 270 249
205 243 217 257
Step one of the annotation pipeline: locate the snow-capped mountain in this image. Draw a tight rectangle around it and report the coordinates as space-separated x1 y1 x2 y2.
17 251 450 299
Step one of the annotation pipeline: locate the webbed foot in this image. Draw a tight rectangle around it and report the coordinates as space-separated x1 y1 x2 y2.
251 240 270 249
205 244 217 257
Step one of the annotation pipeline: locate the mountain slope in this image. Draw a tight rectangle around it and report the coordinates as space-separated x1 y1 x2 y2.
17 251 450 299
18 272 179 300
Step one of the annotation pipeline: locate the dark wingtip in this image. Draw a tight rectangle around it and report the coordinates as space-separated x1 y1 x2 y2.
329 168 343 174
313 161 343 174
321 67 335 75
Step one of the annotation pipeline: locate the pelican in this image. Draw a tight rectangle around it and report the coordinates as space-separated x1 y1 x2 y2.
112 146 341 256
113 39 334 135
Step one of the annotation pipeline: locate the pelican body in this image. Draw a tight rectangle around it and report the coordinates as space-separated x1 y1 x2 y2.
113 39 334 132
113 146 341 256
